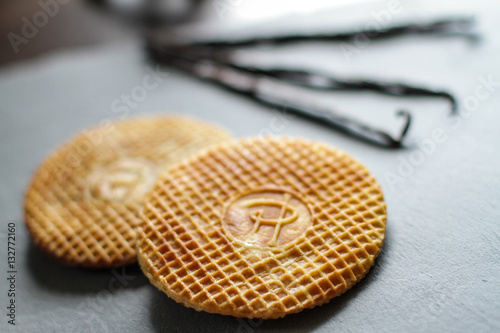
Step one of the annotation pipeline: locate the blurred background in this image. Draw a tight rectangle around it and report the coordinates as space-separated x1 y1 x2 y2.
0 0 367 65
1 0 485 140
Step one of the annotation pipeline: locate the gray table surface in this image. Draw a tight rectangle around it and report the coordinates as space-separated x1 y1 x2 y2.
1 0 499 332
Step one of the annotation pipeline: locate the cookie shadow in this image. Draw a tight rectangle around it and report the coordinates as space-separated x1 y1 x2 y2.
149 287 242 333
27 242 148 294
148 227 391 332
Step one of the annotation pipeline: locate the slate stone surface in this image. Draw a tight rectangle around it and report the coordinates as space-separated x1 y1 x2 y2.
0 1 499 332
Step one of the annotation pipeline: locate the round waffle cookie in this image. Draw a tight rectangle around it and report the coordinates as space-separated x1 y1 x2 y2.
137 136 387 319
25 115 233 268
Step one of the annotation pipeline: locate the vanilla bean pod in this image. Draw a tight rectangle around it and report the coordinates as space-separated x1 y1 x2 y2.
146 17 473 147
152 17 475 51
148 50 411 148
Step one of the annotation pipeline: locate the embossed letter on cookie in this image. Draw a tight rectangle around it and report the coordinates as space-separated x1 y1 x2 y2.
223 189 311 249
87 158 157 203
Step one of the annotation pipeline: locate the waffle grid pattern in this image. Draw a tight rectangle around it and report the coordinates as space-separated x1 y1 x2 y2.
137 137 386 318
25 116 232 268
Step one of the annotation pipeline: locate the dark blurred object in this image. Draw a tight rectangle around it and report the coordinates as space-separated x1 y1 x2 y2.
0 0 131 65
87 0 204 26
0 0 204 66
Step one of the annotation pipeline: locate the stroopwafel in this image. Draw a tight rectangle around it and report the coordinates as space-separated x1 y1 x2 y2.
25 115 233 268
137 136 386 318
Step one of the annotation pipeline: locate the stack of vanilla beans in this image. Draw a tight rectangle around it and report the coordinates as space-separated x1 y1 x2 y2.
146 17 476 147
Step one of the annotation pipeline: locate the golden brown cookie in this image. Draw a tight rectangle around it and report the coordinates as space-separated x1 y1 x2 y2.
25 115 233 268
137 136 386 319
